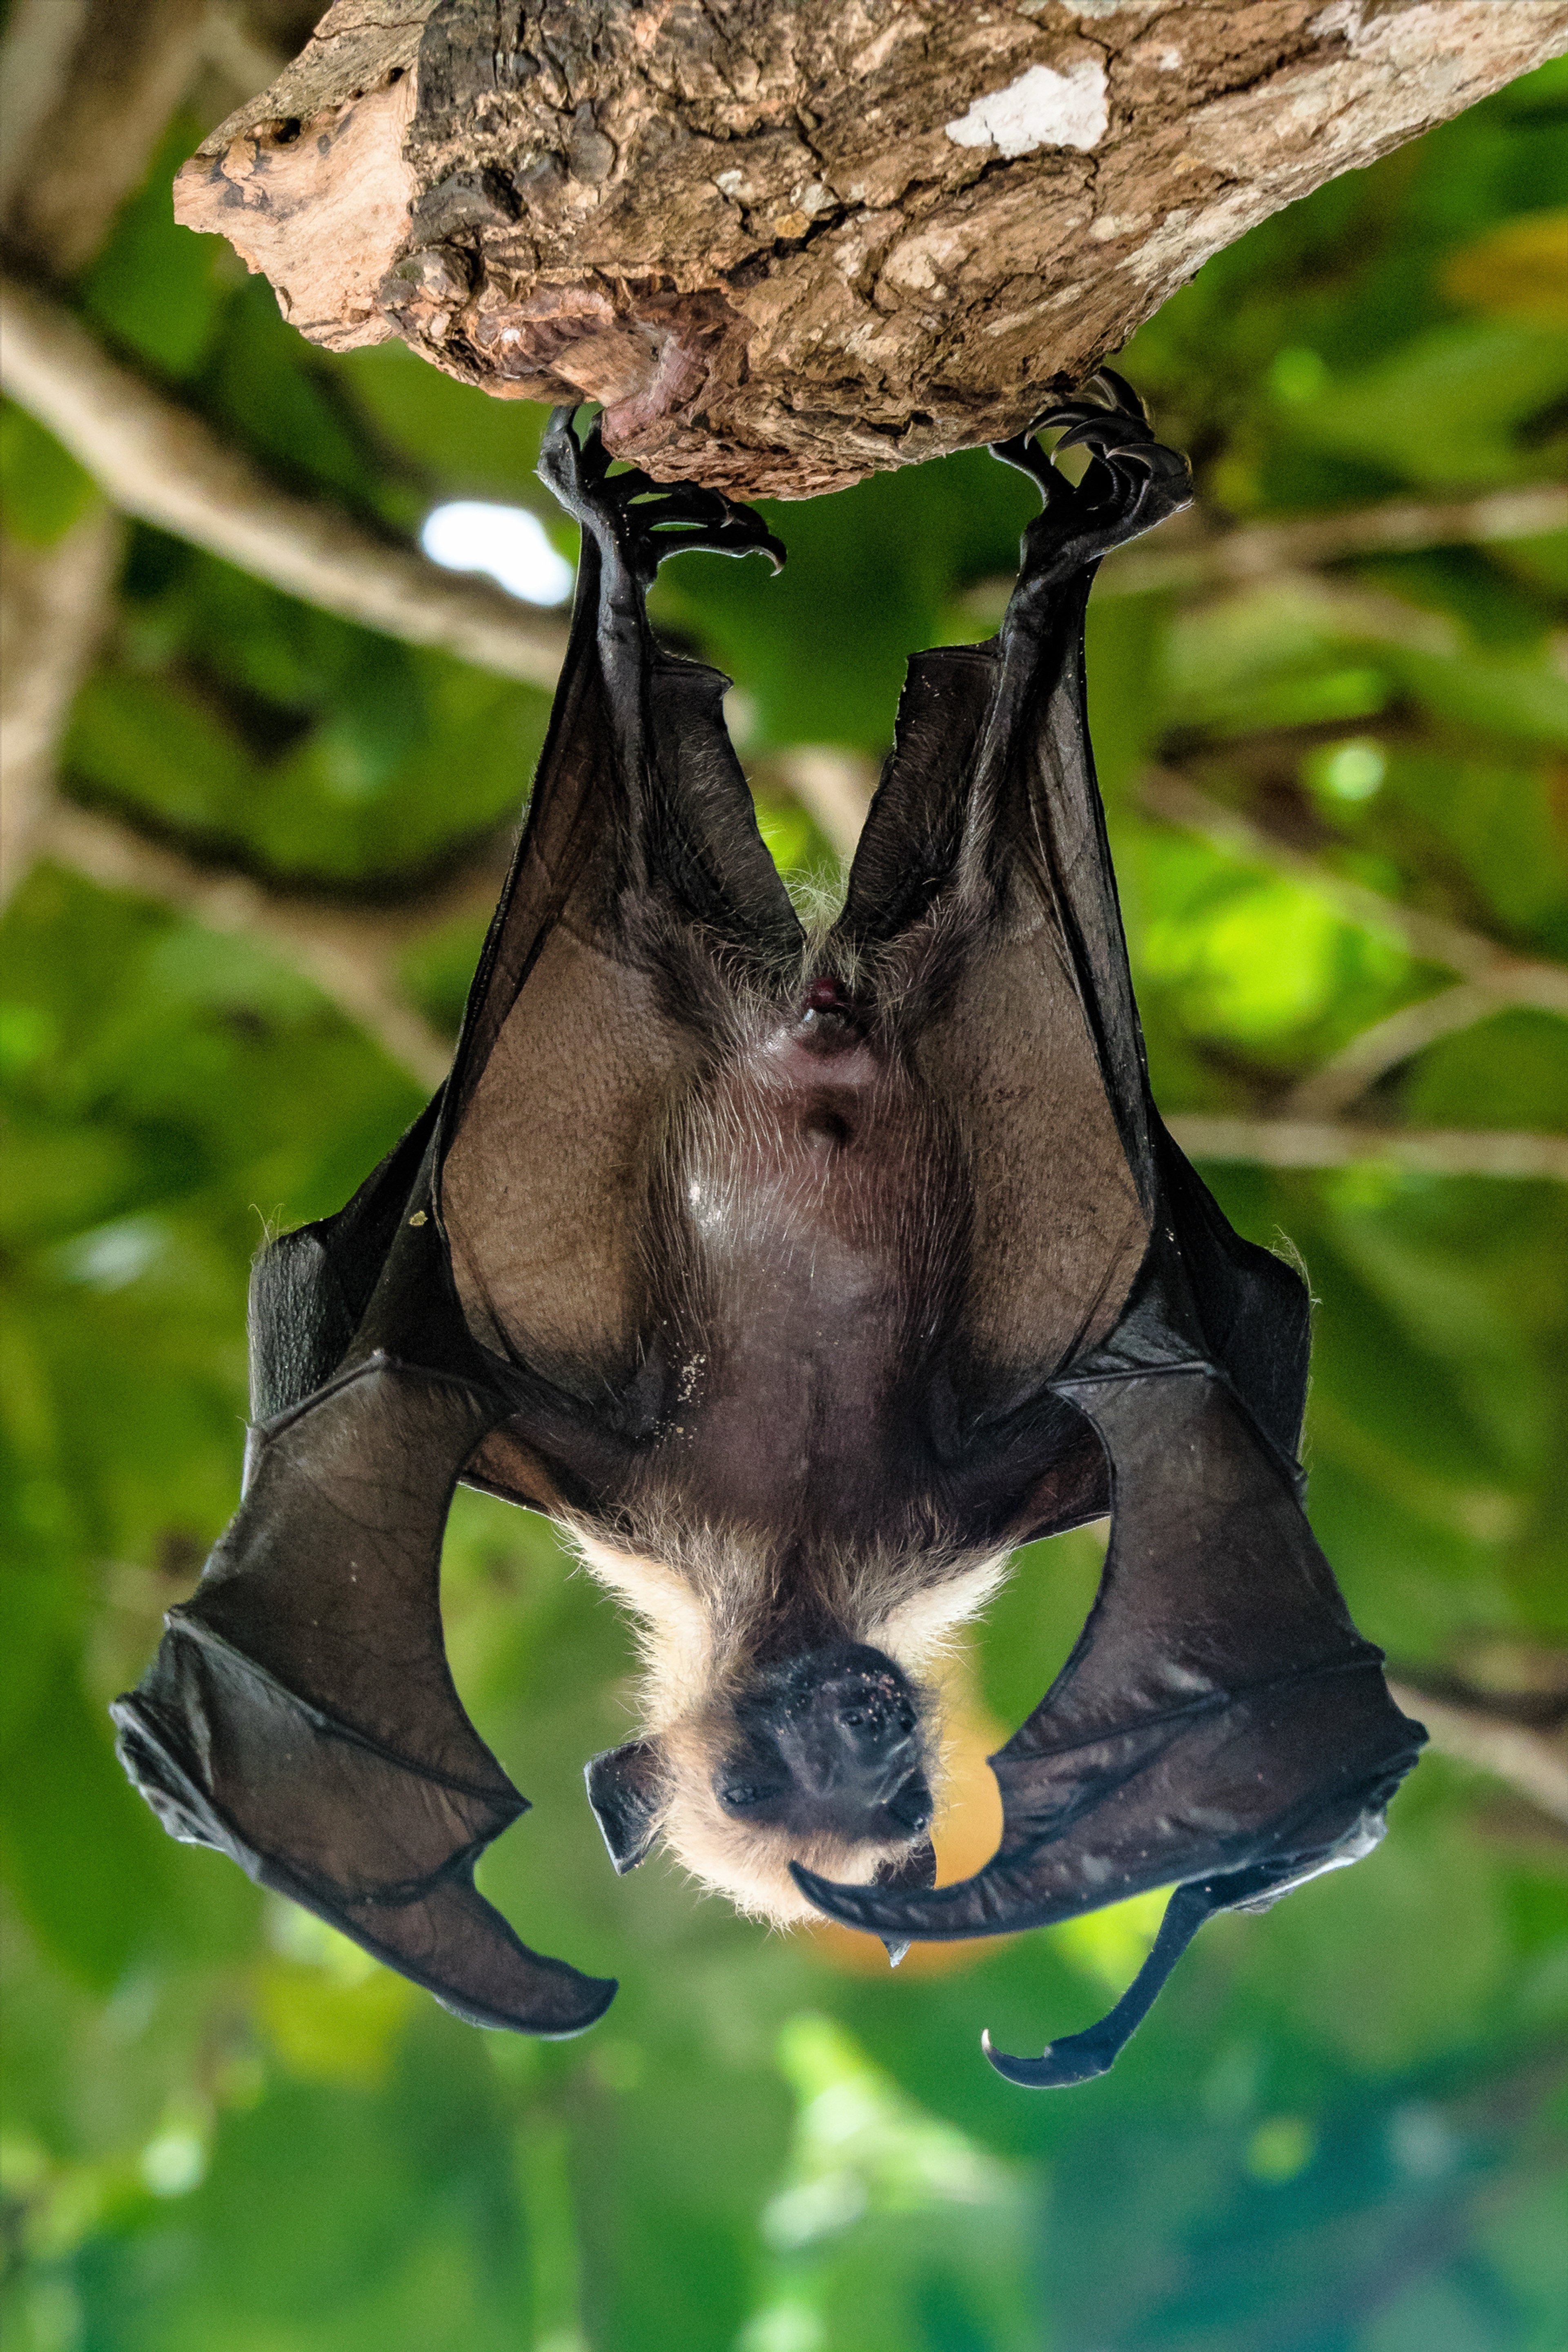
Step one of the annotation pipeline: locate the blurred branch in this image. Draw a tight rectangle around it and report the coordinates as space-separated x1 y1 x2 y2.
1168 1116 1568 1182
775 746 879 864
0 0 92 219
1285 982 1506 1117
1389 1678 1568 1826
955 484 1568 616
0 0 208 273
1140 768 1568 1011
0 507 122 906
1099 484 1568 599
0 277 570 688
195 4 290 107
34 800 489 1089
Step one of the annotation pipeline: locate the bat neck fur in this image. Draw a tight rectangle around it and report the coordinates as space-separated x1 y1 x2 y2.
569 1516 1009 1924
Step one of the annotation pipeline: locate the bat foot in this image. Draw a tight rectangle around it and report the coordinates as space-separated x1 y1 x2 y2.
980 1878 1216 2088
990 370 1192 601
539 405 785 582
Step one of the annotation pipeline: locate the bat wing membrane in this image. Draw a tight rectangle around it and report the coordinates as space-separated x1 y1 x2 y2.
439 420 801 1426
117 1181 617 2032
117 419 795 2031
796 383 1425 2071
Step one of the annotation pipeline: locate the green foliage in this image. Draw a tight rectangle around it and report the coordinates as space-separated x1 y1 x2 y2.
0 403 97 546
2 56 1566 2352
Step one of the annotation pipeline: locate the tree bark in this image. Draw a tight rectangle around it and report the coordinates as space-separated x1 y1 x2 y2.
172 0 1568 497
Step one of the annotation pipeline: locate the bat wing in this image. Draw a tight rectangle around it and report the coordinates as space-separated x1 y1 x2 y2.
116 417 794 2031
797 381 1425 2075
830 383 1186 1538
116 1189 616 2033
439 414 800 1470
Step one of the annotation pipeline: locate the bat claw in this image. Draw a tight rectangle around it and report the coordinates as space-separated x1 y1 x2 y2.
991 371 1194 596
539 403 785 579
981 2027 1113 2089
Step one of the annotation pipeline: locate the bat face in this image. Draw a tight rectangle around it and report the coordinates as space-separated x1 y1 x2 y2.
114 381 1426 2080
574 1513 1008 1924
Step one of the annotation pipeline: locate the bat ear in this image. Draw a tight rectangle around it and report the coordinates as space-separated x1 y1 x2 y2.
586 1740 668 1873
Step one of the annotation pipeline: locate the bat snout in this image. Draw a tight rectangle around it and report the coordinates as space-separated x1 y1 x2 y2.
719 1644 933 1845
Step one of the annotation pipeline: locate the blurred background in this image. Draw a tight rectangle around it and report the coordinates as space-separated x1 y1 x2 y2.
2 9 1566 2348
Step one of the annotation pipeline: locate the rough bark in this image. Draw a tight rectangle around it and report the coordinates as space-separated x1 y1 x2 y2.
172 0 1568 497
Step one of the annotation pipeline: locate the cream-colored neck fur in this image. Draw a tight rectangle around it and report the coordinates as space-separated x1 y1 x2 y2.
566 1524 1012 1926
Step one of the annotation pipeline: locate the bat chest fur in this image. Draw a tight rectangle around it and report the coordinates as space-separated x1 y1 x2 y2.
656 998 951 1537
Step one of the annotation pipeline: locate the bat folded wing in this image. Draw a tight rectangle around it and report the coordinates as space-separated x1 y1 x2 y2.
114 1355 615 2037
793 1368 1425 2076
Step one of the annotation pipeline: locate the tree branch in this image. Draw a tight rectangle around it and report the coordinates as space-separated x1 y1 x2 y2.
1139 768 1568 1011
0 0 209 274
169 0 1568 497
1284 982 1508 1118
34 800 488 1089
0 276 569 688
0 506 122 906
953 483 1568 611
1166 1116 1568 1183
1389 1679 1568 1827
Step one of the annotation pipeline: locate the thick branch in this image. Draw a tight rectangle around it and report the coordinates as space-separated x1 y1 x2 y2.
169 1 1568 497
0 277 568 688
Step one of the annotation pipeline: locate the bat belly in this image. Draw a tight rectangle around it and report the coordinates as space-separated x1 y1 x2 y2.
661 989 951 1541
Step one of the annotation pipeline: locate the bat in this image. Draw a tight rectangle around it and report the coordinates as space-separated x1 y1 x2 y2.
113 378 1425 2082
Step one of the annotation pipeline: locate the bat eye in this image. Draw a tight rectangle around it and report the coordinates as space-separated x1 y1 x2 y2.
719 1780 786 1814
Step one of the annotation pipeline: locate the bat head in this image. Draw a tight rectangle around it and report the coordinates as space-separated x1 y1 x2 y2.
575 1523 1007 1924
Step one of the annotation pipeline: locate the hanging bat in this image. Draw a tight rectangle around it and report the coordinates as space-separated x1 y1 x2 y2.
113 378 1425 2083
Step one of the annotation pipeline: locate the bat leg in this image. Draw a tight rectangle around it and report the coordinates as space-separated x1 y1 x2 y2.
980 1813 1383 2087
538 406 785 582
984 1875 1218 2087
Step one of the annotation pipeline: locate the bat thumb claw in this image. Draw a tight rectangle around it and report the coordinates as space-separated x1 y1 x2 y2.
981 2027 1114 2090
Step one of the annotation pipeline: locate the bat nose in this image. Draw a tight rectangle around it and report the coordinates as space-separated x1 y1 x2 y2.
819 1676 919 1771
724 1644 932 1840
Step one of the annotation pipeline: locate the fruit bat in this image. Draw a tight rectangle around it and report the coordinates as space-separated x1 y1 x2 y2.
113 378 1425 2085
